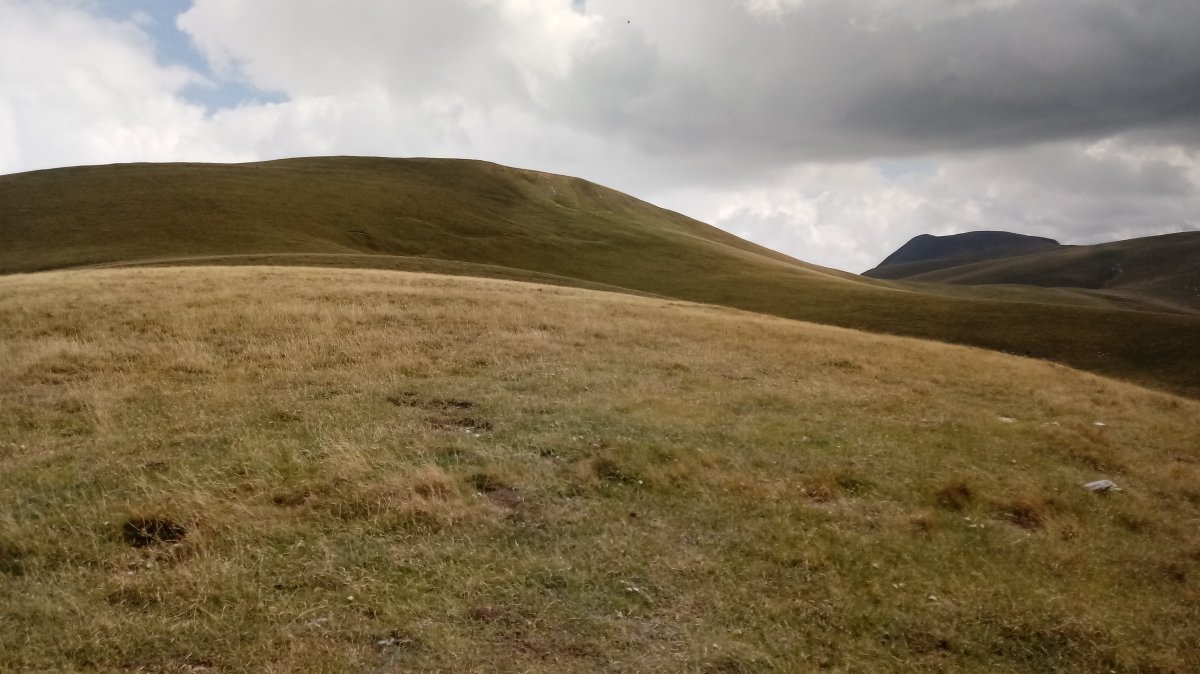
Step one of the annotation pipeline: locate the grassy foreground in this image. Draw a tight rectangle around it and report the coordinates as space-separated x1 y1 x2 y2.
2 267 1199 673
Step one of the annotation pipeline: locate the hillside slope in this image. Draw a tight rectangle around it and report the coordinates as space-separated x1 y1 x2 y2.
895 231 1200 312
863 231 1061 280
2 266 1198 673
2 157 1199 398
0 157 812 276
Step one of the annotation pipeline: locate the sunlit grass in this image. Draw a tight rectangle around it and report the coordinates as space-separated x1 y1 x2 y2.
2 266 1198 673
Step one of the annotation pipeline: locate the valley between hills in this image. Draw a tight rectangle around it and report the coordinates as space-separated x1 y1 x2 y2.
2 158 1199 673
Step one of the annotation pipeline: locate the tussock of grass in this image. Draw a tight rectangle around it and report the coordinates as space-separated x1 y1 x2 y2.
1 266 1199 672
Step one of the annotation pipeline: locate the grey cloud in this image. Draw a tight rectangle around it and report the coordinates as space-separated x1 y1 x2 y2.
563 0 1200 168
888 142 1200 249
837 2 1200 153
176 0 1200 183
975 144 1196 198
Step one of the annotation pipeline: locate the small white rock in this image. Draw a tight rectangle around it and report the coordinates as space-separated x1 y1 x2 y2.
1082 479 1121 493
377 637 408 648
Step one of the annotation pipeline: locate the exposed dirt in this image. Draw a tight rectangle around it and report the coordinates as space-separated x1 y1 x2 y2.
121 517 187 547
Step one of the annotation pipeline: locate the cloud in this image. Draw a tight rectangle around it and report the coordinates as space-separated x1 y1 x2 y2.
0 0 248 173
691 138 1200 272
178 0 597 101
564 0 1200 167
174 0 1200 181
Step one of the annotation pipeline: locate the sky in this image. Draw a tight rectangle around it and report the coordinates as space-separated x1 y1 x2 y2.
2 0 1199 272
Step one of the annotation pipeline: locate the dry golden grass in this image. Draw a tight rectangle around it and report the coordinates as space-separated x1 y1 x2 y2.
2 266 1199 673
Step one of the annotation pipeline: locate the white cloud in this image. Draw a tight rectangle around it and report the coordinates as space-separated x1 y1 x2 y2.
0 0 245 173
680 138 1200 272
177 0 597 101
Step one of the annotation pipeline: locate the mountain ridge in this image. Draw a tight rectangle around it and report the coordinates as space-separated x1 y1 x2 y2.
864 230 1062 279
866 229 1200 312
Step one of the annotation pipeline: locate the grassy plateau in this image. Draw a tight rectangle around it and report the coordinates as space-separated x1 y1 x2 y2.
2 266 1199 673
2 158 1199 398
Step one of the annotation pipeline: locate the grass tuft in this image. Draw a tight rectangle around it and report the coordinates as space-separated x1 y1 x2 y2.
935 482 974 511
995 499 1046 530
120 517 187 548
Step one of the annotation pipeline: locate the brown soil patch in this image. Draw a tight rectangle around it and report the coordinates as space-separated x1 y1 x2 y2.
387 392 474 410
935 482 973 511
121 517 187 547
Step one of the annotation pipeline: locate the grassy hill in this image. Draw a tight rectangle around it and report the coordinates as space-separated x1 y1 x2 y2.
863 231 1061 280
2 157 1200 398
3 266 1199 673
872 231 1200 313
0 157 809 276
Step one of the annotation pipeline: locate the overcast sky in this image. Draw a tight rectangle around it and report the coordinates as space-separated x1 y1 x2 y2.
3 0 1198 272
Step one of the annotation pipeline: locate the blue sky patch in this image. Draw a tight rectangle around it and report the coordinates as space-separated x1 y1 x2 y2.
93 0 284 111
